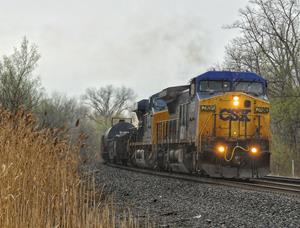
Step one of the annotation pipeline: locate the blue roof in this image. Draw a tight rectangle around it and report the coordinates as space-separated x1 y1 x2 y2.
194 71 266 86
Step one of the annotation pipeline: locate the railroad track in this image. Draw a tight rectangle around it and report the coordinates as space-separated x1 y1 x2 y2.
105 163 300 196
263 175 300 184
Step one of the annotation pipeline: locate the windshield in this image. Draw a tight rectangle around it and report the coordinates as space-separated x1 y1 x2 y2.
153 98 167 112
199 80 230 93
233 81 264 96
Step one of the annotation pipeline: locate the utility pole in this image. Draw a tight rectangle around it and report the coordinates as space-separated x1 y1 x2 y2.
292 160 295 177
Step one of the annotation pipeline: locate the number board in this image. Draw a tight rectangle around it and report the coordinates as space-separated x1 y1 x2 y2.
200 105 216 112
255 107 269 113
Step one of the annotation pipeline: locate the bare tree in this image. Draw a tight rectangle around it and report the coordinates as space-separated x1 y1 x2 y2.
223 0 300 97
36 92 102 160
36 93 88 129
83 85 135 127
0 37 42 114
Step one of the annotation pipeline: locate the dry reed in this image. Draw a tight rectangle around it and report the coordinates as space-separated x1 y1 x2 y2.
0 109 146 228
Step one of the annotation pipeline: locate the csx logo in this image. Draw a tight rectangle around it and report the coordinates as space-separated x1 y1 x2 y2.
219 109 251 122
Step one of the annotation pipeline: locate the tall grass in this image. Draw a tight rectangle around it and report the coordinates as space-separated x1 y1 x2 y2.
0 109 143 227
271 135 300 177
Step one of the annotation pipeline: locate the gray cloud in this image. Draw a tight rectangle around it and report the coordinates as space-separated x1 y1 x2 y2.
0 0 248 99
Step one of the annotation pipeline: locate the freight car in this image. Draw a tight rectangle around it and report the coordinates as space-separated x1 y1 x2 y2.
102 71 271 178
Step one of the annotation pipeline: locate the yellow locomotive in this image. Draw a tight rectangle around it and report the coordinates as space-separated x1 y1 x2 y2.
102 71 270 178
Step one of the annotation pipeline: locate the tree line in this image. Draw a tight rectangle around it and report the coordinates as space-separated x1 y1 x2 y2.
2 0 299 175
0 37 135 160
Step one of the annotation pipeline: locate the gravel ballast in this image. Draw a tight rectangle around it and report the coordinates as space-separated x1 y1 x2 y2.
93 164 300 227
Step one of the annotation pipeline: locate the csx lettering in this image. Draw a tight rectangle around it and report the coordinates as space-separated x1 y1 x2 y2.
219 109 251 122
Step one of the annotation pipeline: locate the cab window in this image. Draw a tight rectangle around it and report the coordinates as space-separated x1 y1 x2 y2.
153 98 167 112
199 80 230 93
233 81 264 96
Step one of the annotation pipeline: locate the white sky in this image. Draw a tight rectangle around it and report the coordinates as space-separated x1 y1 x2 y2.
0 0 249 99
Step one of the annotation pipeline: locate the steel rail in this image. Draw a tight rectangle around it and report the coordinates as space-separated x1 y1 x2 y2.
105 163 300 197
250 179 300 188
262 175 300 184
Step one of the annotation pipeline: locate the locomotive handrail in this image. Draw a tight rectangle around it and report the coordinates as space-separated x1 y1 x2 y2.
158 113 266 145
195 112 267 170
156 118 178 124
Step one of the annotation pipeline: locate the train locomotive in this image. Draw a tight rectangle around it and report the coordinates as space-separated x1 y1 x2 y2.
102 71 271 178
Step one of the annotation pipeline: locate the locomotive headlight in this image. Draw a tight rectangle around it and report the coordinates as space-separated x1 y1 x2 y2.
250 147 258 154
218 146 225 153
233 96 239 106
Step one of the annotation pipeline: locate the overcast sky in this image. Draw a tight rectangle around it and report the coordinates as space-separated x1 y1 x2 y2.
0 0 249 99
